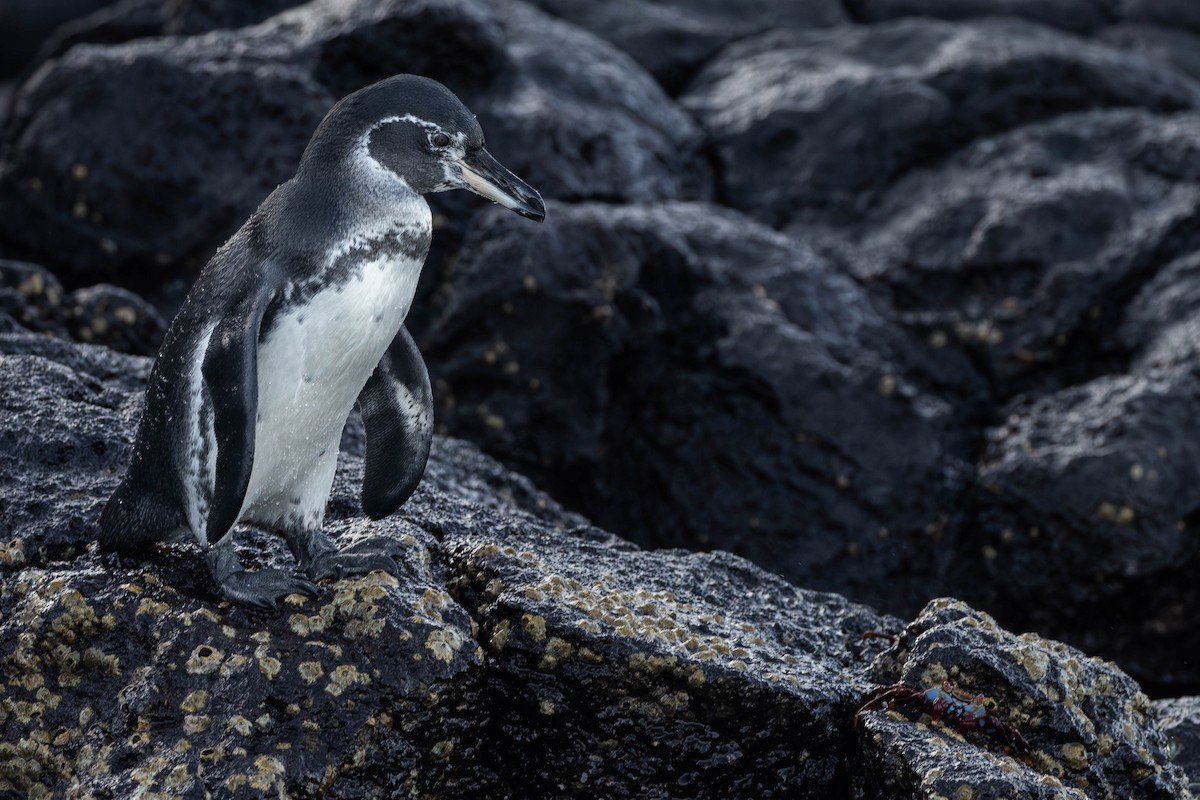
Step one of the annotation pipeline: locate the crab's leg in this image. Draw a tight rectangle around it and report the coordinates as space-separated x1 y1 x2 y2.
854 685 919 723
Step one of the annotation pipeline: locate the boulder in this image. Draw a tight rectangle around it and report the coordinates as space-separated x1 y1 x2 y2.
0 35 330 283
1122 0 1200 34
681 18 1200 231
1099 24 1200 84
424 200 987 616
843 0 1121 34
0 0 708 295
0 0 116 77
0 260 165 355
1116 243 1200 372
934 230 1200 690
1153 697 1200 792
819 109 1200 399
0 305 1189 799
856 599 1192 799
966 368 1200 688
0 330 895 798
844 0 1200 40
445 528 888 798
524 0 846 93
0 261 67 339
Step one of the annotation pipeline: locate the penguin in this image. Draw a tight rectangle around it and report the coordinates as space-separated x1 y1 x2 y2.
99 75 545 610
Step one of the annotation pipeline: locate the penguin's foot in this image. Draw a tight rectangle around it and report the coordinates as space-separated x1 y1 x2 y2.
218 569 320 611
296 535 410 582
207 536 319 611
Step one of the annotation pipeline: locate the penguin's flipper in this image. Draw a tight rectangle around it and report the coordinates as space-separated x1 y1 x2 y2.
202 289 271 544
358 325 434 519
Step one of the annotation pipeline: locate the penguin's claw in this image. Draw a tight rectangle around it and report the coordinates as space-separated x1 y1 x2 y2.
302 537 409 582
218 568 319 611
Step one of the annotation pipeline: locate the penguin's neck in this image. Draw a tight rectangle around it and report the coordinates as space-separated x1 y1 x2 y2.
287 149 433 273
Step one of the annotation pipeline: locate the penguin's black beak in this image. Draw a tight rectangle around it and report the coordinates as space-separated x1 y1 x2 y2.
457 148 546 222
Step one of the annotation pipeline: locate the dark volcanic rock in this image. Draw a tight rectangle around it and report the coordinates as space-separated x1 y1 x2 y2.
846 0 1200 39
0 261 67 338
856 599 1191 799
60 283 166 355
29 0 307 81
823 109 1200 399
1153 697 1200 791
0 0 116 77
0 38 330 283
525 0 846 93
844 0 1121 34
0 557 486 798
1099 24 1200 84
0 332 891 798
1122 0 1200 34
1117 246 1200 372
967 369 1200 688
0 336 149 568
0 0 707 288
0 288 1187 799
681 18 1200 231
425 201 987 615
0 260 165 355
446 533 886 798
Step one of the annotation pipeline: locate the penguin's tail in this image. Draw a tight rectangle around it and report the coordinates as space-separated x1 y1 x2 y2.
98 481 183 554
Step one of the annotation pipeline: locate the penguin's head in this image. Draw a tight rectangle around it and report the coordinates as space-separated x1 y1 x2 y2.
306 75 545 222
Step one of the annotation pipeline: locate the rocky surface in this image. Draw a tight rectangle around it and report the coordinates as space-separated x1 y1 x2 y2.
0 325 1191 799
0 260 165 355
843 0 1122 34
526 0 846 94
424 200 986 616
1100 24 1200 84
968 369 1200 688
0 0 115 77
0 0 707 290
681 18 1200 232
1 0 1200 773
1154 697 1200 796
828 108 1200 398
0 333 881 798
857 600 1191 799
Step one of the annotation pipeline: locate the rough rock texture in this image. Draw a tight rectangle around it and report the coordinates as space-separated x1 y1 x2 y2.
1116 245 1200 372
2 0 1200 736
856 600 1191 799
0 561 486 798
0 333 885 798
0 0 708 287
0 36 329 284
826 109 1200 398
0 335 1190 798
1099 24 1200 84
0 260 165 355
844 0 1122 34
0 326 1189 800
846 0 1200 39
0 0 116 77
525 0 846 93
24 0 310 88
1153 697 1200 793
425 201 987 615
681 18 1200 231
967 370 1200 688
445 528 885 798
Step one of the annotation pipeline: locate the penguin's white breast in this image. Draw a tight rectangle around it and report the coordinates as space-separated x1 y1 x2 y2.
238 245 425 527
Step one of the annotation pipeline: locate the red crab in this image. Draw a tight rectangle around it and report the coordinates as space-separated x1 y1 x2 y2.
854 681 1032 763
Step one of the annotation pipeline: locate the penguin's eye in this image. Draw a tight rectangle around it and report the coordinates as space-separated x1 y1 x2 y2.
431 132 451 148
